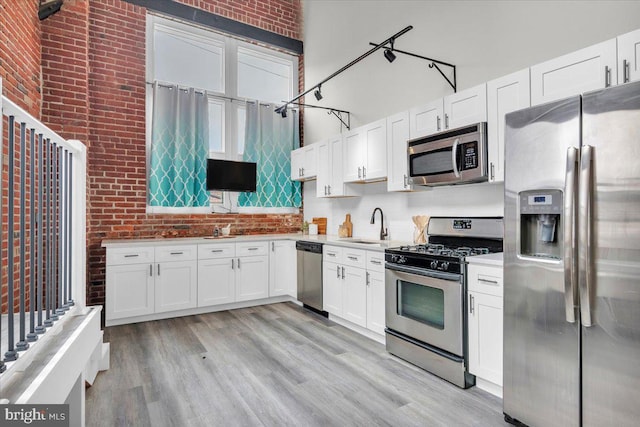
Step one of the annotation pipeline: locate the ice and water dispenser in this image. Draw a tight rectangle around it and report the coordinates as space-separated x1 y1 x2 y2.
519 190 563 259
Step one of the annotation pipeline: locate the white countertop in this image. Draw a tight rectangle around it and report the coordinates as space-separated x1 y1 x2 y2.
466 252 503 267
101 233 411 252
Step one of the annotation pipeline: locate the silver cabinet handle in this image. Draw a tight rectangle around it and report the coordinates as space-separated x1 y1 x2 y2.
341 266 345 279
336 265 340 278
451 138 460 178
564 147 579 324
324 185 327 195
272 242 275 252
327 184 331 195
301 167 305 176
157 264 160 276
362 166 366 178
444 113 449 129
403 174 408 188
371 260 382 265
579 145 594 327
347 256 358 261
327 252 336 257
124 254 139 258
211 249 223 253
237 258 241 269
605 65 611 87
623 59 630 83
469 294 474 314
478 278 498 285
150 264 153 276
248 247 259 251
490 163 495 181
366 271 370 286
170 251 183 255
436 115 441 131
358 166 362 179
232 258 235 269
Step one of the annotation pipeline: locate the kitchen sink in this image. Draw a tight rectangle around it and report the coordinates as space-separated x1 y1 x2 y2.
343 239 382 246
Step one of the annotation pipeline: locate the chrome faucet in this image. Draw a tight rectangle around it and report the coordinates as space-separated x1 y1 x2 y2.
370 207 388 241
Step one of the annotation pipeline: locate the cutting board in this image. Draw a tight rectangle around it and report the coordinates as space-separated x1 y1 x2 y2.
312 217 327 234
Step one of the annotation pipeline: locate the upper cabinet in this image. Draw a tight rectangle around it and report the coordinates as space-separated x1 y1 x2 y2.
486 69 531 183
343 118 387 183
618 29 640 84
409 84 487 139
386 110 412 192
530 39 617 106
316 135 358 198
290 144 317 181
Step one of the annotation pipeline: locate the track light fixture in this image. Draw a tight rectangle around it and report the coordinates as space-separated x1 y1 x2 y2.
38 0 63 21
384 40 396 63
314 85 323 101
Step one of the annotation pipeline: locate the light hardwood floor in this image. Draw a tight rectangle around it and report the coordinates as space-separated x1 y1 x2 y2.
86 302 507 426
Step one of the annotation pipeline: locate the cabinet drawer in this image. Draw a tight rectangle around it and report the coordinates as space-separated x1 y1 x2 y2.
236 241 268 256
342 247 366 269
467 264 503 297
155 245 197 263
323 245 343 262
366 251 385 272
106 246 154 266
198 243 236 260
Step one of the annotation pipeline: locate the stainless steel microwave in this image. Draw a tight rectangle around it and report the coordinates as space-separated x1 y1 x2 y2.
408 122 488 186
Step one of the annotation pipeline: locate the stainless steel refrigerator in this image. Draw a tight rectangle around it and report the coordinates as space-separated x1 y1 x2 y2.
503 80 640 427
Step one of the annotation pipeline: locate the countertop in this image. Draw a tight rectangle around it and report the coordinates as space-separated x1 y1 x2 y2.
102 233 411 252
466 252 503 267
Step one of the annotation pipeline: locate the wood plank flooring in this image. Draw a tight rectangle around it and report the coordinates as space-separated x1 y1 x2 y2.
86 302 507 426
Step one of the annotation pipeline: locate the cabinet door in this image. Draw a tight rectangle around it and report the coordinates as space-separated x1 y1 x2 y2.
487 69 530 183
363 119 387 180
106 263 155 320
444 83 487 129
342 127 365 182
291 148 303 180
155 260 198 313
343 266 367 328
315 140 331 198
618 29 640 84
468 291 503 387
366 270 386 335
530 39 617 106
409 99 443 138
236 255 269 302
328 135 345 196
198 257 235 307
386 110 411 192
302 144 317 178
269 240 297 297
323 262 343 316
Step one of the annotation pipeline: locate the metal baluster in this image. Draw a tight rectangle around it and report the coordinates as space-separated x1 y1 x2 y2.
55 145 64 317
50 142 59 322
5 116 18 361
35 135 46 334
66 151 74 306
44 139 53 327
26 129 37 342
15 123 29 352
0 118 4 373
59 147 68 312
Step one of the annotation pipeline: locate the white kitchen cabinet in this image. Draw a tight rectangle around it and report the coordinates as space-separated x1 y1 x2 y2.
409 98 443 139
409 84 487 140
290 144 317 181
486 69 531 183
365 251 385 335
198 257 236 306
467 259 504 395
323 258 343 316
530 39 617 106
315 139 331 197
155 259 198 313
342 266 367 328
316 135 358 198
269 240 297 297
444 83 487 129
235 242 269 302
618 29 640 84
386 110 412 192
106 262 155 320
343 118 387 182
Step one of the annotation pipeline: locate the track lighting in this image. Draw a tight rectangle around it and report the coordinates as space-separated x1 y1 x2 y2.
314 85 323 101
384 39 396 63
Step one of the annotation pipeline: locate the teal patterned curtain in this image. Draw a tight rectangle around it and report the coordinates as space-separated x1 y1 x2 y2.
238 103 301 208
148 83 209 208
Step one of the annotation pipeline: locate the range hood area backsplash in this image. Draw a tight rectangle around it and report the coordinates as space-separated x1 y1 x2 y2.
303 180 504 242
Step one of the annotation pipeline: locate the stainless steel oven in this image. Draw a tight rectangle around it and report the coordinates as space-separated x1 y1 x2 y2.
408 122 488 186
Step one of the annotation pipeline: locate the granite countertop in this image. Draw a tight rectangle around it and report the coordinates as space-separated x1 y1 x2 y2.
466 252 503 267
102 233 411 252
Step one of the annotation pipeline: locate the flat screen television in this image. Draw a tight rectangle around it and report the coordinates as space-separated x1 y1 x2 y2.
206 159 257 192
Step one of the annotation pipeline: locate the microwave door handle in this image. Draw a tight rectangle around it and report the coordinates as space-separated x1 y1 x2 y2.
451 138 460 178
564 147 579 323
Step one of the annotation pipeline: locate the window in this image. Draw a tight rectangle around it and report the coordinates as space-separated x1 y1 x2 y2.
146 14 298 213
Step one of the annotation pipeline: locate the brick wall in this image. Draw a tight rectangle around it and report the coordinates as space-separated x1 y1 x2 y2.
37 0 304 307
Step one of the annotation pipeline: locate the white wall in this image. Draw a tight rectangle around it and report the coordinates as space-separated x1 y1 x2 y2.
301 1 640 240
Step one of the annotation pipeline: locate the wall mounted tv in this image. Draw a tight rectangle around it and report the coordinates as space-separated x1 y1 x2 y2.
206 159 257 192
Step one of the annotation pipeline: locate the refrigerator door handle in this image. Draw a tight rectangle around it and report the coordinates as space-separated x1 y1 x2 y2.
451 138 460 178
564 147 579 323
579 144 594 327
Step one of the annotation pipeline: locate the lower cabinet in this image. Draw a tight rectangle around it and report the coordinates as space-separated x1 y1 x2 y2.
236 255 269 302
155 260 198 313
197 257 236 306
342 266 367 327
467 259 504 394
366 269 386 335
323 261 343 316
269 240 297 297
106 262 155 320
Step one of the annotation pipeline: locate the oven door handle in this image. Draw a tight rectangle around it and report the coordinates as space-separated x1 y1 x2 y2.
385 263 461 282
451 138 460 178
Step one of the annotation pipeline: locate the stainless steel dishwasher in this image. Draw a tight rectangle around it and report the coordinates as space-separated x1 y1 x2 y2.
296 241 325 315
